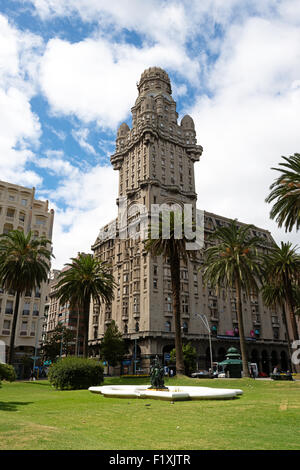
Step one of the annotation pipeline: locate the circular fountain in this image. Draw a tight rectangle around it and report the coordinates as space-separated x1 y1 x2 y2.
89 384 243 400
89 356 243 401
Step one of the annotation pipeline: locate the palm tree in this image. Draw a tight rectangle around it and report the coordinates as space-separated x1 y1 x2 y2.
261 282 295 372
266 153 300 232
55 253 115 358
145 210 195 375
202 220 263 378
0 230 52 365
262 242 300 342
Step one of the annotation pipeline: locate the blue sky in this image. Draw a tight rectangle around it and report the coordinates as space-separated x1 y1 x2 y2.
0 0 299 268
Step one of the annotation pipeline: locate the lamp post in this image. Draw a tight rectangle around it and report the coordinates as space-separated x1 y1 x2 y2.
134 337 137 375
33 316 46 373
195 313 213 374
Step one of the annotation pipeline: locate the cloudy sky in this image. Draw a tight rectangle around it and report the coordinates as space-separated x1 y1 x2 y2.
0 0 299 269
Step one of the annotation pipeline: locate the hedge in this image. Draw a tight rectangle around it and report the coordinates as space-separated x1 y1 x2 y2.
48 356 104 390
0 363 16 386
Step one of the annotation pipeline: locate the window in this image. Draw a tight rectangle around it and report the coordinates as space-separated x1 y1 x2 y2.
20 321 28 336
35 287 41 298
273 329 279 340
182 321 188 333
2 320 11 335
33 304 39 316
165 295 172 312
3 320 11 329
5 300 13 314
165 321 171 332
30 322 36 336
21 199 27 206
23 302 30 315
153 279 158 289
6 208 15 218
182 297 189 314
36 218 46 226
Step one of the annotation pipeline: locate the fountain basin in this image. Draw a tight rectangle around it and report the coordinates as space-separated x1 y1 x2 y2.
89 385 243 401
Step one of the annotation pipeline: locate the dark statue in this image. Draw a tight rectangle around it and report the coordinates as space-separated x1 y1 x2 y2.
148 355 168 390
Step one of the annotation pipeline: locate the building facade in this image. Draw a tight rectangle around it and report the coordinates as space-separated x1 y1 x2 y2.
0 180 54 368
90 67 290 375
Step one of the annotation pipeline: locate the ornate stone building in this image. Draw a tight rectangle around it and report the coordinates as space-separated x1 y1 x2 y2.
0 180 54 369
90 67 289 375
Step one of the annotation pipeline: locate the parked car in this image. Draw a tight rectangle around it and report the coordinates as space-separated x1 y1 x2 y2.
191 370 211 378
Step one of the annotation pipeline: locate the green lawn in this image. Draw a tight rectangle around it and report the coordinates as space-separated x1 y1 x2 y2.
0 376 300 450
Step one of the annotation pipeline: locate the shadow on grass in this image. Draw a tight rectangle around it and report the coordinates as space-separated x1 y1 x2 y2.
22 381 50 386
0 401 33 412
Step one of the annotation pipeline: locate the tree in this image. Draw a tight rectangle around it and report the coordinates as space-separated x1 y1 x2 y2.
0 363 16 387
266 153 300 232
42 324 75 362
261 283 295 372
170 342 197 376
145 210 195 375
261 242 300 342
202 220 262 378
100 320 127 374
0 230 52 365
55 253 116 358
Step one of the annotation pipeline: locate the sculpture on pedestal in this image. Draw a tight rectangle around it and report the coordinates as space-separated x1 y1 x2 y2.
148 355 168 390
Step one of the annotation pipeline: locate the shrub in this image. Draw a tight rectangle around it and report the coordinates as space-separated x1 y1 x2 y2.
0 363 16 386
48 356 104 390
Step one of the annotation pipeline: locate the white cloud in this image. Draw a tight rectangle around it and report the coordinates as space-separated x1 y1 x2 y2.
39 164 118 269
0 14 43 187
39 36 200 129
189 16 300 248
72 128 97 155
2 0 299 270
28 0 189 45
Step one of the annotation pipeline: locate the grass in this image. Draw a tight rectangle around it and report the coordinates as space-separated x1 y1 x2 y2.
0 376 300 450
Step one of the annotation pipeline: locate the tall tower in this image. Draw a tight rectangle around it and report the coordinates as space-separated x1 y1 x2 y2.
111 66 202 212
91 67 288 375
91 67 203 372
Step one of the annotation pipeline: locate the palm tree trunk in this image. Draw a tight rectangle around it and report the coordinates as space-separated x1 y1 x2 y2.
8 291 21 365
75 307 80 356
285 280 299 341
83 298 90 358
170 252 185 375
282 303 296 373
235 277 250 378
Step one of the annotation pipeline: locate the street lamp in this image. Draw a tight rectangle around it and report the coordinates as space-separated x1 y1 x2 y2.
195 313 213 374
33 316 46 373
